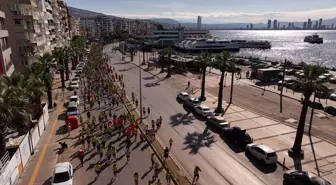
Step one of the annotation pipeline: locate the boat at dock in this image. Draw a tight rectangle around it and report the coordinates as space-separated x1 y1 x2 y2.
304 34 323 44
175 38 240 52
231 40 271 49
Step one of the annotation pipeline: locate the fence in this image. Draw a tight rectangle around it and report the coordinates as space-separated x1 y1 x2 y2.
0 103 50 185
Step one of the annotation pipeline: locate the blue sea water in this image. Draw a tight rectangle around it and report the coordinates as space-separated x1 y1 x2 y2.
210 30 336 68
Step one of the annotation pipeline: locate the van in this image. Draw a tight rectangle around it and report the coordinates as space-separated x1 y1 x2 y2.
67 101 78 116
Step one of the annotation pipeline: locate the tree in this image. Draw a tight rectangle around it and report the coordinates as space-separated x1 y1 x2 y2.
288 65 326 157
30 53 55 108
52 47 66 89
164 46 173 78
196 52 213 101
212 51 234 112
70 35 85 69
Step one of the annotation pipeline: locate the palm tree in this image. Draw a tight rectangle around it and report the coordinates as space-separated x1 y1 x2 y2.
53 47 66 89
30 53 55 108
212 51 234 112
63 47 71 81
196 52 213 101
288 65 326 157
165 46 173 78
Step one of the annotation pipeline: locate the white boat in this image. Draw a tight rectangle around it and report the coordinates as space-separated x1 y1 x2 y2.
231 40 271 49
176 38 240 52
304 34 323 44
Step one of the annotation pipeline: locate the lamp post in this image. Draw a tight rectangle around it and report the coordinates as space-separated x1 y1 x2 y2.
139 51 143 123
280 59 287 113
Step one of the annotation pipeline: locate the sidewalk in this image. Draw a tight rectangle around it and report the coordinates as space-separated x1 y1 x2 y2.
124 51 336 183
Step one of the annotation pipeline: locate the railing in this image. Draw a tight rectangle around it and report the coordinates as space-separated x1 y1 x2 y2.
0 151 10 174
5 60 13 71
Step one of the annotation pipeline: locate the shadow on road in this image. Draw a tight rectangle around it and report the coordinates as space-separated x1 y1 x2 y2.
245 151 278 174
219 135 245 153
170 112 195 127
55 125 66 135
143 76 155 80
119 66 137 72
183 130 216 154
58 112 67 120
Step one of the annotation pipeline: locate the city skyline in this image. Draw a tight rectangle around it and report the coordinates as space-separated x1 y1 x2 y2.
66 0 336 23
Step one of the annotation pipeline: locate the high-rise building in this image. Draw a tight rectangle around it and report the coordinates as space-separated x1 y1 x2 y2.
314 21 318 29
246 25 249 29
288 23 291 29
332 24 334 29
197 16 201 30
318 18 323 29
273 19 277 29
278 22 280 29
267 20 272 29
0 9 14 76
303 22 307 29
250 24 253 30
291 23 295 29
307 18 312 29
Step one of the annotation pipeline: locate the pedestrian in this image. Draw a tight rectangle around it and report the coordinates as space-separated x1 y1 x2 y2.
126 150 131 163
187 81 190 88
192 166 201 184
142 107 146 116
94 163 101 179
166 170 172 185
78 149 84 167
134 172 139 185
113 163 118 180
140 132 145 142
169 138 173 150
135 99 138 108
147 107 151 115
99 145 105 159
163 147 169 162
150 153 155 169
133 129 138 141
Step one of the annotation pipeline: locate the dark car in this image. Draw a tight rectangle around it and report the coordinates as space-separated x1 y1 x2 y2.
324 106 336 116
283 170 331 185
221 126 253 145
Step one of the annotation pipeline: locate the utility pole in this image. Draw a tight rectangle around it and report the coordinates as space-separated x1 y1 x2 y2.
308 93 316 134
139 51 143 123
280 59 287 113
229 71 234 104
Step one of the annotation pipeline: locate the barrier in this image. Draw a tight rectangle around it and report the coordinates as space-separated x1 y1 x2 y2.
0 150 21 185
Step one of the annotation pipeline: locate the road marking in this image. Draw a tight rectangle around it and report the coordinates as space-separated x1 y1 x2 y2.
28 103 63 185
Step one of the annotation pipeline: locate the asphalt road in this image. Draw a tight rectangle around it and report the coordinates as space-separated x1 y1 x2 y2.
105 44 285 185
57 64 166 185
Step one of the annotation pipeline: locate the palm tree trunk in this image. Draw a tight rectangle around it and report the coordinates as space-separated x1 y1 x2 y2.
216 70 225 112
229 71 234 104
131 51 134 61
142 51 146 65
65 59 70 81
47 82 53 108
290 97 310 157
71 58 76 70
60 69 66 89
166 60 171 78
199 67 207 101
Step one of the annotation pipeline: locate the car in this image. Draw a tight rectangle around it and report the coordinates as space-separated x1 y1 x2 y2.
76 67 83 72
69 81 79 89
206 116 230 130
324 106 336 116
69 95 79 105
71 77 80 83
177 92 190 101
330 93 336 101
221 126 252 145
246 144 277 164
194 105 213 117
52 162 73 185
283 170 331 185
74 74 80 78
184 97 201 108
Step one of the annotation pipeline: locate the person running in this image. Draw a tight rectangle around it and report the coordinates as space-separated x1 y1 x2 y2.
147 107 151 115
134 172 139 185
126 150 131 163
142 107 146 116
113 163 118 180
166 170 172 185
150 153 155 169
99 145 104 160
112 145 116 160
169 138 173 150
156 179 162 185
192 166 201 184
163 147 169 162
78 149 84 167
135 99 138 108
94 163 102 179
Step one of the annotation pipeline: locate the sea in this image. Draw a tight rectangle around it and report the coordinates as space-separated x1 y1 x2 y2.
210 30 336 68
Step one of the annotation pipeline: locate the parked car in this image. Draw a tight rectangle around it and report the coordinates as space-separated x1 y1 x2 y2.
184 97 201 108
69 81 79 90
194 105 213 117
221 126 252 145
246 144 277 164
52 162 73 185
71 77 80 83
283 170 331 185
330 93 336 101
206 116 230 131
309 101 324 110
69 95 79 105
177 92 190 101
324 106 336 116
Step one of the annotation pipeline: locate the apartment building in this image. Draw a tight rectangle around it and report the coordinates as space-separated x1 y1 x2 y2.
0 6 14 76
56 0 70 46
79 17 98 39
69 16 80 36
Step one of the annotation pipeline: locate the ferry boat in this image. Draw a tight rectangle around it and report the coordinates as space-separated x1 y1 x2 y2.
175 38 240 52
304 34 323 44
231 40 271 49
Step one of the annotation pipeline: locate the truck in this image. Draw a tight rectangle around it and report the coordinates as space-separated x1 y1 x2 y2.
256 68 280 82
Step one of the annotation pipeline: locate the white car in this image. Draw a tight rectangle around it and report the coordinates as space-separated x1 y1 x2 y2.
52 162 73 185
194 105 213 117
69 95 79 105
177 92 190 101
76 67 83 72
69 81 79 89
246 144 278 164
207 116 230 129
184 97 201 107
330 93 336 101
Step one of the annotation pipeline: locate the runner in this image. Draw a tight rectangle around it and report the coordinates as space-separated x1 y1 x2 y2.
147 107 151 115
134 172 139 185
78 149 84 167
192 166 201 184
94 163 101 179
169 138 173 150
126 150 131 163
163 147 169 162
150 153 155 169
113 163 118 180
166 170 172 185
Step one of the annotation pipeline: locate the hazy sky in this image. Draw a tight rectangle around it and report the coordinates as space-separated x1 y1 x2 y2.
66 0 336 23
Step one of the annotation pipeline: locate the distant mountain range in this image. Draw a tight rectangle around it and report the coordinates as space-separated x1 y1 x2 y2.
68 6 336 29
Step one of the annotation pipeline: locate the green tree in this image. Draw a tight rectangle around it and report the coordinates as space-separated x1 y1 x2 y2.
212 51 234 112
53 47 66 89
70 35 85 69
196 52 213 101
289 65 326 157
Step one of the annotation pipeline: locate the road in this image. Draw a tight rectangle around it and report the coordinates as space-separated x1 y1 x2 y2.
56 61 166 185
105 44 285 185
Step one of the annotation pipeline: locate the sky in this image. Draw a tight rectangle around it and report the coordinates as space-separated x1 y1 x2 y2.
66 0 336 23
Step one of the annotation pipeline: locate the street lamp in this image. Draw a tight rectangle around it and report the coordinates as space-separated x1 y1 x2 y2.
138 51 143 122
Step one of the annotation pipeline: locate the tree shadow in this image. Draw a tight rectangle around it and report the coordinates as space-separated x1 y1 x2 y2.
219 135 245 153
58 112 67 120
183 130 216 154
245 151 278 174
55 125 66 135
143 76 155 80
119 66 137 72
170 112 195 127
141 142 150 151
141 167 152 179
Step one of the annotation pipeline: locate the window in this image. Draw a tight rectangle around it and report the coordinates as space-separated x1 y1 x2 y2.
0 38 8 51
14 19 23 25
0 18 4 30
21 60 28 66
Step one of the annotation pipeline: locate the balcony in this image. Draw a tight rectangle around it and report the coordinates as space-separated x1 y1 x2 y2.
5 60 14 77
34 25 40 33
0 30 9 38
19 0 37 7
45 3 52 11
48 24 55 30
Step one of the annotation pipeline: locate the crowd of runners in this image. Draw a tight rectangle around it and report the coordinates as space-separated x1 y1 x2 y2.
69 45 201 185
